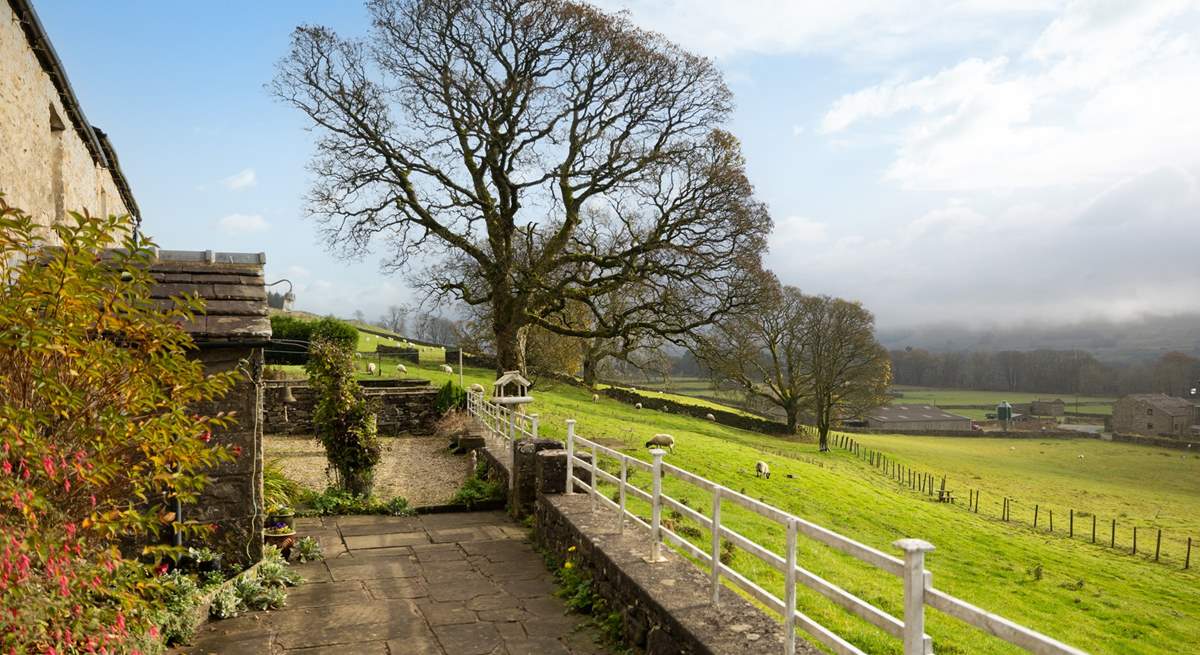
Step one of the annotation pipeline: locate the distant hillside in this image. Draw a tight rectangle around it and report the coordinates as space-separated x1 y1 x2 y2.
878 313 1200 363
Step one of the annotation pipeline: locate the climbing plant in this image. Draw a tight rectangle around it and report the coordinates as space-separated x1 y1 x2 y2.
305 339 380 495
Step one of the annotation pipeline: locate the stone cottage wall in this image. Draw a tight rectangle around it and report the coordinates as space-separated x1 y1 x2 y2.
263 380 439 436
0 0 130 228
188 345 264 565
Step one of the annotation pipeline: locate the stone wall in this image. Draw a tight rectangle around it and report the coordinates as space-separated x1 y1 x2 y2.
535 493 801 654
0 0 131 230
263 379 439 436
1111 432 1200 450
374 345 420 362
187 346 264 565
444 349 498 370
601 387 792 435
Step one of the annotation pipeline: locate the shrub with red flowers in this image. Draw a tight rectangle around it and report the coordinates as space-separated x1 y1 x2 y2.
0 199 237 654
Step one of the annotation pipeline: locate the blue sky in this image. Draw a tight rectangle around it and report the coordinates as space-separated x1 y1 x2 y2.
35 1 1200 328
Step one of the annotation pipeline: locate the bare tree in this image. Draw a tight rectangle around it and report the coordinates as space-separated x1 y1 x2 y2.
691 276 812 433
802 295 891 451
273 0 769 374
380 305 408 335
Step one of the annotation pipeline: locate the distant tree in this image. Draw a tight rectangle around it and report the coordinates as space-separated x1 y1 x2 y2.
1154 351 1200 397
691 276 813 434
267 290 286 309
380 305 407 335
273 0 769 374
353 309 366 323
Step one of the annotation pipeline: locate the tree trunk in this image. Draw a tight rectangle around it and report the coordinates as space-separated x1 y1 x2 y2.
581 341 603 387
493 320 523 376
785 405 799 435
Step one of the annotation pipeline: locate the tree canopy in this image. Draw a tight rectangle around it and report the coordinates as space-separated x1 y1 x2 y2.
273 0 770 372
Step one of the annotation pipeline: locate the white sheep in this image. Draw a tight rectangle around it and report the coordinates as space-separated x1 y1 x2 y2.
592 393 599 402
441 364 454 374
644 433 675 453
469 383 484 393
634 402 643 410
366 362 377 374
1077 454 1085 460
755 461 771 479
396 363 408 374
705 413 716 421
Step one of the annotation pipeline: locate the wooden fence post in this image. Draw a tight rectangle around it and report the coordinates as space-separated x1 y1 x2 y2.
1069 509 1074 538
1111 520 1116 548
1049 510 1054 533
895 539 935 655
1155 529 1161 562
1133 527 1138 555
1092 515 1096 544
1034 504 1039 528
1186 538 1191 570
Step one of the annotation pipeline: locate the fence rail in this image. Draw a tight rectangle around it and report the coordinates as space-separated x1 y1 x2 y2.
465 390 1089 655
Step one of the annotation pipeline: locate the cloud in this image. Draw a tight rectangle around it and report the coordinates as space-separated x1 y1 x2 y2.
217 213 269 234
592 1 1060 59
766 166 1200 326
770 216 827 251
221 168 257 190
821 2 1200 191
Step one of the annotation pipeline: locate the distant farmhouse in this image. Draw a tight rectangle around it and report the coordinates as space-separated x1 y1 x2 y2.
866 405 972 432
1111 394 1199 438
1 0 138 228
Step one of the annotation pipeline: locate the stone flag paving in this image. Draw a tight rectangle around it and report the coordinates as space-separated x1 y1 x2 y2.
180 511 614 655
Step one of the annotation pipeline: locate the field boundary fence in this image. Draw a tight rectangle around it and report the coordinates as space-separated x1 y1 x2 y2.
830 434 1197 571
466 389 1090 655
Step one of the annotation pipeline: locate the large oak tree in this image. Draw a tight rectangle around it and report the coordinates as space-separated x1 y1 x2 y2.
273 0 770 373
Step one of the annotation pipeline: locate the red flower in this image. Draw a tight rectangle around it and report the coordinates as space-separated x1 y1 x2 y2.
231 445 243 457
199 430 212 443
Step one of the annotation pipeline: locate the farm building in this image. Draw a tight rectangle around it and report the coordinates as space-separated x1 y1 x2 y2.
1 0 138 229
1031 398 1066 416
866 405 972 431
1112 394 1199 438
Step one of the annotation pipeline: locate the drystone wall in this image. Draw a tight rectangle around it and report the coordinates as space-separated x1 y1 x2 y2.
263 380 439 436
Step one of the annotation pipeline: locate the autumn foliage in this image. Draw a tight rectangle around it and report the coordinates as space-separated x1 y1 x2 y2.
0 200 236 654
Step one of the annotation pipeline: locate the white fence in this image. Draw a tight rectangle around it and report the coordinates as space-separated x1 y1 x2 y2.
465 391 1089 655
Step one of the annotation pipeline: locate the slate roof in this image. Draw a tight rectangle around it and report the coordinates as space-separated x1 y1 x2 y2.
867 405 972 423
1121 394 1197 417
148 250 271 342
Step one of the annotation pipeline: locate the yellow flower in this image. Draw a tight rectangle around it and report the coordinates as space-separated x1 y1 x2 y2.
563 561 574 569
567 545 576 552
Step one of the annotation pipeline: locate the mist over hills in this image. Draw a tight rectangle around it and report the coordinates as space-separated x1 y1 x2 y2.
877 314 1200 364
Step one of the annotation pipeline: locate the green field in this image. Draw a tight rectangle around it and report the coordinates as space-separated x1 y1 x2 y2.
352 360 1199 655
891 386 1116 415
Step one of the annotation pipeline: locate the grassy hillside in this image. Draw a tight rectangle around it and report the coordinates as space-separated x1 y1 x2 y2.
386 360 1198 655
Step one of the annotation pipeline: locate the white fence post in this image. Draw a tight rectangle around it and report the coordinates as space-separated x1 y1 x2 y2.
711 487 722 603
618 457 627 534
508 406 516 491
647 448 666 563
565 419 576 495
590 442 598 512
895 538 935 655
530 413 539 439
785 518 798 655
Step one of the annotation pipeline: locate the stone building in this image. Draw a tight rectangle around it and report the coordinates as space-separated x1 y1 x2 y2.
1030 398 1066 416
865 405 972 432
1111 394 1198 438
149 250 271 564
1 0 137 227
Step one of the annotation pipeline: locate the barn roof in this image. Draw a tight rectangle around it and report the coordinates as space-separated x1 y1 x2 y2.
867 405 971 423
1120 394 1197 417
148 250 271 342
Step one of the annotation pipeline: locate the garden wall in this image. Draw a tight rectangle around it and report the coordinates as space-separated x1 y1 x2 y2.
262 380 439 436
601 387 791 435
1111 432 1200 450
535 492 798 654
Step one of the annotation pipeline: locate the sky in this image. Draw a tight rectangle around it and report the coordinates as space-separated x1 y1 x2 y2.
33 0 1200 329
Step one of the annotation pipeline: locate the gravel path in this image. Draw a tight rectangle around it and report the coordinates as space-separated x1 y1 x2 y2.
264 434 471 507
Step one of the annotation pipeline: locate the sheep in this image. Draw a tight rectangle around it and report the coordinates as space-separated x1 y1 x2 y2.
634 402 643 410
705 413 716 421
441 364 454 374
469 383 484 393
396 363 408 374
1077 454 1085 461
366 362 377 375
644 433 675 453
591 393 599 402
755 461 771 479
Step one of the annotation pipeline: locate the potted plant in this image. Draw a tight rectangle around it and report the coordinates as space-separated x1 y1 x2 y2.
264 521 298 558
267 503 295 531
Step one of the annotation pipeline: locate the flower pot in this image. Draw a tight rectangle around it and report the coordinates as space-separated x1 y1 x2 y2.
267 511 295 531
264 529 298 559
197 555 224 574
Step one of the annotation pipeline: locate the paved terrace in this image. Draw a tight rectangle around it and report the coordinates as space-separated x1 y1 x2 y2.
182 512 614 655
